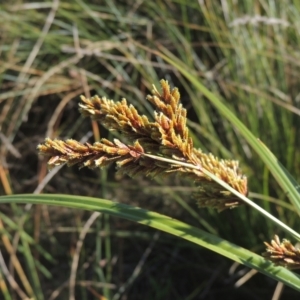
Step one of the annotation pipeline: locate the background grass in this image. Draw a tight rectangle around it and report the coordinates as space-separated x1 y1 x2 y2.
0 0 300 299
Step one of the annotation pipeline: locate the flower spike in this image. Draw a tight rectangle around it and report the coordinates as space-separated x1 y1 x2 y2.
38 79 248 211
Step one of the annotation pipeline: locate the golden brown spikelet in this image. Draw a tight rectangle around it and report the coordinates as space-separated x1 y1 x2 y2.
38 79 248 211
263 235 300 269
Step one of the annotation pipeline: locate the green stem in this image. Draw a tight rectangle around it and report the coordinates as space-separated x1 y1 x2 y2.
143 153 300 241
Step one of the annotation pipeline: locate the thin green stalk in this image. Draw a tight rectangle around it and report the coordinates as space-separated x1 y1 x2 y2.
20 238 43 300
143 153 300 241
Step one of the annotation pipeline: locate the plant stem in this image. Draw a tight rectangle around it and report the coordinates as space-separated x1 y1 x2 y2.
143 153 300 241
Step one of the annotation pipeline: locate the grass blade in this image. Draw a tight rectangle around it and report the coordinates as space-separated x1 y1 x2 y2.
0 193 300 292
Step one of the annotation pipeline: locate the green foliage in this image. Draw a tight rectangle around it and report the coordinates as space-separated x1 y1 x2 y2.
0 1 300 299
1 194 300 292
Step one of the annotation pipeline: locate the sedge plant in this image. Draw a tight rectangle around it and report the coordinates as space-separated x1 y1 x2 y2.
1 79 300 292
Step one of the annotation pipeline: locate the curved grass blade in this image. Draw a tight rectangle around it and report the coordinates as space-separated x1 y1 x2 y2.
1 193 300 292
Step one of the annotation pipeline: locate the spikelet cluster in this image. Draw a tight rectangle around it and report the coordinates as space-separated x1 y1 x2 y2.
263 235 300 269
38 79 248 211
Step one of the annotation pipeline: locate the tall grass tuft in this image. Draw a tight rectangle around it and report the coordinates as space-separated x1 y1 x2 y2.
0 1 300 299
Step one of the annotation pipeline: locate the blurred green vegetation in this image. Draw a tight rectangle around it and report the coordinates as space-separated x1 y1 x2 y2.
0 0 299 299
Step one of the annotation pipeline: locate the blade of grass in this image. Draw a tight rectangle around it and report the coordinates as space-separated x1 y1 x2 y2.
20 238 44 300
0 219 35 298
0 194 300 292
0 271 12 300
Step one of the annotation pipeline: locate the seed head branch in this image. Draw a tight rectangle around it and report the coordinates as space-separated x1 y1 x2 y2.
38 79 248 211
